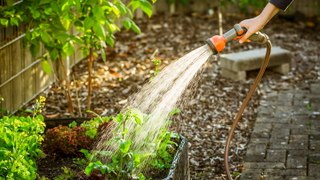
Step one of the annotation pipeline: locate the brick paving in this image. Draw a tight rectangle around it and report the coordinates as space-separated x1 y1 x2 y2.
241 81 320 180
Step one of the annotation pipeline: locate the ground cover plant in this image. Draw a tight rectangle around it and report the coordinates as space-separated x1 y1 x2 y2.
0 97 46 180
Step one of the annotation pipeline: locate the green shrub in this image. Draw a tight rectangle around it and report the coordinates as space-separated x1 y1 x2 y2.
0 97 46 179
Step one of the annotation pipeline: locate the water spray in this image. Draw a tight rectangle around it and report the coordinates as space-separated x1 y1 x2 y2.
206 24 272 180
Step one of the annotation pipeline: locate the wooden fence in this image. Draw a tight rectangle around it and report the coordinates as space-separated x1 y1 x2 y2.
0 30 83 113
0 0 83 112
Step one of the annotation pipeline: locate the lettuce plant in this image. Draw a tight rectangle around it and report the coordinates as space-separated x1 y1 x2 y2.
0 96 46 180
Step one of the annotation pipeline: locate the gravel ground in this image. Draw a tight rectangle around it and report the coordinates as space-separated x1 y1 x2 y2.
28 13 319 179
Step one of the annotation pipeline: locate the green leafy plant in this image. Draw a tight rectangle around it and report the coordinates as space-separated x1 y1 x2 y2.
80 115 112 139
152 58 162 76
74 0 156 110
0 96 46 180
83 109 147 179
148 131 179 170
81 108 180 179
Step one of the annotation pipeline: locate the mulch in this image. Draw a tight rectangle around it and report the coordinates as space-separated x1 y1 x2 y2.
27 12 319 179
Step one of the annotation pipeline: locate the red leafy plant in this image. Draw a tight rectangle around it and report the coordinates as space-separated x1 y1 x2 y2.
42 125 94 156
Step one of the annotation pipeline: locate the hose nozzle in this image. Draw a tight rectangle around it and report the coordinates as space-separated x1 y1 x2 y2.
206 24 269 54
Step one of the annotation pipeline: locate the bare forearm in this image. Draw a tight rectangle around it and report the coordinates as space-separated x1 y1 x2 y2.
270 0 294 11
258 3 280 28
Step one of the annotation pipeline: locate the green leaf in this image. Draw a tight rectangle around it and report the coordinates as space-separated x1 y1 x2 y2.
40 31 51 44
101 48 106 62
105 36 114 47
130 20 141 34
130 0 153 18
110 3 120 17
44 7 53 15
68 121 77 128
30 9 41 19
107 23 119 33
61 1 71 12
41 60 52 74
115 113 124 123
93 24 106 40
60 16 71 30
55 33 70 42
120 140 131 154
84 162 94 176
139 0 153 17
123 18 132 30
115 1 127 15
10 17 19 26
49 49 59 60
169 108 181 116
84 17 95 30
62 41 74 55
93 5 104 19
0 18 9 26
30 42 40 57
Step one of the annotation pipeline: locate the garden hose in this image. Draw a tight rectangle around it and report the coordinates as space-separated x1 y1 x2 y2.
223 36 271 180
206 24 272 180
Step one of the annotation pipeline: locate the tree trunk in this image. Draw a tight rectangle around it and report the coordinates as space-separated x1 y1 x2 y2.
87 48 94 111
58 54 74 116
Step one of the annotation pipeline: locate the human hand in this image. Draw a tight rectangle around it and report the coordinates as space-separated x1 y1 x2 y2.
238 2 280 44
239 16 266 44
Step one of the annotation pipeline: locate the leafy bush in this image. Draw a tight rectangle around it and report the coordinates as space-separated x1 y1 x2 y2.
0 97 46 180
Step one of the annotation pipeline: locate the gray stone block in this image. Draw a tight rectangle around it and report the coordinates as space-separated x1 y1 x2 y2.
220 47 291 80
265 149 287 163
245 143 267 161
243 162 286 169
308 164 320 177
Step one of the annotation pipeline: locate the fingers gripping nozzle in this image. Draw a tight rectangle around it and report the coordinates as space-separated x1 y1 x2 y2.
206 24 269 54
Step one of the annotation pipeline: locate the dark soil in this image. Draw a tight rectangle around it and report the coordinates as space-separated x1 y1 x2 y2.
29 12 320 179
37 154 79 179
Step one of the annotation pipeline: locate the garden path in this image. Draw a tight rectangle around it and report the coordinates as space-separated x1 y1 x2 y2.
241 80 320 179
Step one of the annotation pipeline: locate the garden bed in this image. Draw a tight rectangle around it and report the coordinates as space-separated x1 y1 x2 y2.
36 112 189 179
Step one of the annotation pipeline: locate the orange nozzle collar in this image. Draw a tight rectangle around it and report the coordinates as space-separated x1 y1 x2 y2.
206 35 227 54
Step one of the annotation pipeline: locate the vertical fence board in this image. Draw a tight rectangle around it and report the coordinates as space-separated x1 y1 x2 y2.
0 48 5 84
12 75 22 111
23 66 35 106
11 41 22 110
0 83 12 111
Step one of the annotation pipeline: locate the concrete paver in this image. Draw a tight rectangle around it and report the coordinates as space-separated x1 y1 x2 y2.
241 81 320 179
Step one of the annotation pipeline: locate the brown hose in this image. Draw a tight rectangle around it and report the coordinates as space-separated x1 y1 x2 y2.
224 39 272 180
